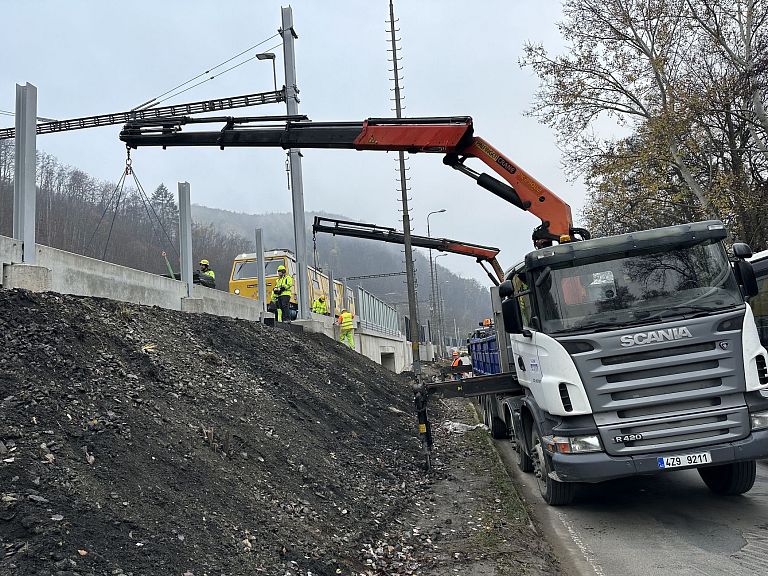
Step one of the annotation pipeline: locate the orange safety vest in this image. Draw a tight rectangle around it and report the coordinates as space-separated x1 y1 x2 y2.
338 311 354 331
451 357 461 367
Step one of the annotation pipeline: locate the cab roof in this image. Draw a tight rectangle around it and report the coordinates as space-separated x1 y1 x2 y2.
525 220 727 271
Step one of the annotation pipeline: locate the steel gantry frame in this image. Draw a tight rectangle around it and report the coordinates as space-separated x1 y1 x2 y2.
0 90 285 141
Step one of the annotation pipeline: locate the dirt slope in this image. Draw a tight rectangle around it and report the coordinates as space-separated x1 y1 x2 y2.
0 289 559 576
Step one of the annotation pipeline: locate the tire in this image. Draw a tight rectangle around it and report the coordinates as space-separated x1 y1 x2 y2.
698 461 756 495
490 416 508 440
514 427 534 473
530 421 576 506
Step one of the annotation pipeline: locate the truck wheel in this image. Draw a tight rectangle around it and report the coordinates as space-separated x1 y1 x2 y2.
490 416 508 440
698 461 756 495
530 423 576 506
514 434 534 473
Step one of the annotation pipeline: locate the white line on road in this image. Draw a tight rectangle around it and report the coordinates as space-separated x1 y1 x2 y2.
558 512 605 576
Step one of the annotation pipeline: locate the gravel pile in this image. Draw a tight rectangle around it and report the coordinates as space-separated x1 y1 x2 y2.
0 289 560 576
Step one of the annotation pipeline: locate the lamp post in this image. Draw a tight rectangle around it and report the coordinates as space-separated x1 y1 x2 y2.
434 253 448 354
427 209 446 355
256 53 278 91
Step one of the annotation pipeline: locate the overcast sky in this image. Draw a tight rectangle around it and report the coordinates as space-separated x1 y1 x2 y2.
2 0 583 285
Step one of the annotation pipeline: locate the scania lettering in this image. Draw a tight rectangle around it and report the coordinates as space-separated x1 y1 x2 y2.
619 327 693 347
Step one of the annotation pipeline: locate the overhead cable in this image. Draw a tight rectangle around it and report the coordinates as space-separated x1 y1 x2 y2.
134 33 281 110
151 42 282 107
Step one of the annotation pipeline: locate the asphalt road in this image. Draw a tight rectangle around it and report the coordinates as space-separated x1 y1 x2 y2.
496 441 768 576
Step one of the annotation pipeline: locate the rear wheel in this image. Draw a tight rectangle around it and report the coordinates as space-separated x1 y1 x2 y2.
514 427 534 473
490 416 508 439
698 461 756 495
530 422 576 506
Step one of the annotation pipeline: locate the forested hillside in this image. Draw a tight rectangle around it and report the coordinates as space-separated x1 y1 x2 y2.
0 141 490 340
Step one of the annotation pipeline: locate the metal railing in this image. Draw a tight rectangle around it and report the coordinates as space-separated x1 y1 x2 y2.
356 286 401 336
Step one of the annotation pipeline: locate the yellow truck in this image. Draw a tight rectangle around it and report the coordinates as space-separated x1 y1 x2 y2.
228 249 355 317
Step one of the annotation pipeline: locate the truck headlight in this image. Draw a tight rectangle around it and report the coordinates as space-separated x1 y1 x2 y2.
544 435 602 454
234 289 240 295
750 410 768 431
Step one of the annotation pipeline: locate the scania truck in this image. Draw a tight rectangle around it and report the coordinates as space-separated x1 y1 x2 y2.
478 221 768 504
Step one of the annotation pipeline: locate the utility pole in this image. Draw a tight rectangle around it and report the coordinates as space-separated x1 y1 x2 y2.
388 0 421 378
281 6 310 320
427 209 445 357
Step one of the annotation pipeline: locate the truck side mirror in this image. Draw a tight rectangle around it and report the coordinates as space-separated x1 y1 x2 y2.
733 243 753 259
498 280 515 299
734 259 759 298
502 297 524 334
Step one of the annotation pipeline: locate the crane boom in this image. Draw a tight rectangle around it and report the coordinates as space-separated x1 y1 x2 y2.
120 115 581 241
0 89 285 140
312 217 506 285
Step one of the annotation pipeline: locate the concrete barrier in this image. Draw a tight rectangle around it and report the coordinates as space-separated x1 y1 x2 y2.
0 234 415 373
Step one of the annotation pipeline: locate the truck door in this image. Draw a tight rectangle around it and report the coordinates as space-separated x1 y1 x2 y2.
509 276 541 393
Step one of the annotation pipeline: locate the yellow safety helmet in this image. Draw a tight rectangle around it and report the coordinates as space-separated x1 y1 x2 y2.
277 265 286 272
199 259 209 266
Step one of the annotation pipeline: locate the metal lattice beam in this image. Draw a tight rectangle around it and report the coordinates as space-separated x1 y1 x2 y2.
0 89 285 140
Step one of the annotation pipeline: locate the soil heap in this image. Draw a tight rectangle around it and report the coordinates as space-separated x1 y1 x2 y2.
0 289 559 576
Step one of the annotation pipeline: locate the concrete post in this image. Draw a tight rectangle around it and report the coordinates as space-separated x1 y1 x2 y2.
255 228 267 316
327 269 336 317
178 182 193 296
281 6 310 320
13 83 37 264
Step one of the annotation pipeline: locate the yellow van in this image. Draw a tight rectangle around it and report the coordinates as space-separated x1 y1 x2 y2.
229 249 355 317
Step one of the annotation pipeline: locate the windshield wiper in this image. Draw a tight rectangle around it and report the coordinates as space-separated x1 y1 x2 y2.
647 304 735 321
556 320 627 334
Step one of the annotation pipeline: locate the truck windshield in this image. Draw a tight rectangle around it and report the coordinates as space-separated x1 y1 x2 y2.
533 240 743 334
232 259 284 280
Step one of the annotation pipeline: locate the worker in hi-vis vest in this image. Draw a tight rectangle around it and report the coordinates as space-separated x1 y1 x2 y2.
336 308 355 349
273 265 293 322
311 294 328 315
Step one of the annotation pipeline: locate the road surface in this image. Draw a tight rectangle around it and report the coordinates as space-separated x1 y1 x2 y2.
496 441 768 576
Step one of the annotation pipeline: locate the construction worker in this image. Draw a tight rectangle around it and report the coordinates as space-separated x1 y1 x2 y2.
336 308 355 349
451 350 462 380
312 294 328 315
199 259 216 288
273 264 293 322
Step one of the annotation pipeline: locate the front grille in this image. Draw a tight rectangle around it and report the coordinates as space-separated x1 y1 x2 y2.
610 378 720 401
562 312 749 457
599 407 749 456
601 342 716 366
605 360 719 384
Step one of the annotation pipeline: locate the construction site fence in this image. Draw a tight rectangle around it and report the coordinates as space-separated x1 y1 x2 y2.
355 286 401 337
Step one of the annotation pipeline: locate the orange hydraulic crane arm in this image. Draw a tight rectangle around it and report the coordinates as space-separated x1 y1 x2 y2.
120 116 587 242
312 217 506 285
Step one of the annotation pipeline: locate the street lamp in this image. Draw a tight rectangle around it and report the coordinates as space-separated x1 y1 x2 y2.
427 209 446 354
256 53 278 92
434 253 448 354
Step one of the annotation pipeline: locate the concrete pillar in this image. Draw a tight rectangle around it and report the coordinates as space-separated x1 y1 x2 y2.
281 6 310 320
13 83 37 264
178 182 193 296
255 228 267 317
327 268 336 317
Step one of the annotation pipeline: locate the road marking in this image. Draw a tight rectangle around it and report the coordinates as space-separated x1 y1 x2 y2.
558 512 605 576
731 530 768 575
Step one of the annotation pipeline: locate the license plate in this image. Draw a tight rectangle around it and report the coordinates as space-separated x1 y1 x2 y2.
657 452 711 469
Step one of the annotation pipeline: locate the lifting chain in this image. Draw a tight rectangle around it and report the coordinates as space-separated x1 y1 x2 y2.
125 145 133 175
